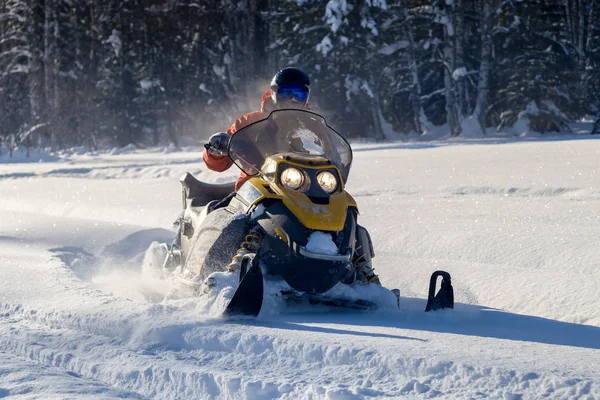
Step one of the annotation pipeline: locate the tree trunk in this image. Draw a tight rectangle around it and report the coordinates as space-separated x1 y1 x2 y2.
564 0 575 45
402 0 428 135
43 0 57 147
117 6 133 146
578 0 585 52
591 118 600 134
43 0 52 108
0 0 5 56
371 98 386 141
166 100 180 148
52 1 62 148
582 0 597 105
256 0 273 77
585 0 596 54
454 0 467 116
475 0 492 134
442 9 461 137
444 70 461 137
27 0 46 145
88 0 100 150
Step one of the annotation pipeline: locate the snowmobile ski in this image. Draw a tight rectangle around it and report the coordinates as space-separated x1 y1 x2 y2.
223 256 264 318
425 270 454 312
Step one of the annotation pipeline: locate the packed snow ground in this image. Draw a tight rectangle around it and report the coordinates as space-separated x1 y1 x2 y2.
0 137 599 399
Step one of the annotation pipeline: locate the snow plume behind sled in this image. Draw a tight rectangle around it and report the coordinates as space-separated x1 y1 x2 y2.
51 241 175 304
48 226 177 304
51 239 240 318
90 243 244 317
190 271 248 318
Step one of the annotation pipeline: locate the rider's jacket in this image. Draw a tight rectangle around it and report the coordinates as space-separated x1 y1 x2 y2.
202 90 310 190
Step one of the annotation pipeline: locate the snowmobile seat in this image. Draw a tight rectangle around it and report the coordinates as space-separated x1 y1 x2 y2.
180 172 235 207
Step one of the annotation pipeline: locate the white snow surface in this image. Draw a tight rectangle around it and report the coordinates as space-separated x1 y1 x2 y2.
1 138 600 399
305 232 339 255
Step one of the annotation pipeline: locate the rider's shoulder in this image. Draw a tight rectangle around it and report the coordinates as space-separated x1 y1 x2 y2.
230 111 269 133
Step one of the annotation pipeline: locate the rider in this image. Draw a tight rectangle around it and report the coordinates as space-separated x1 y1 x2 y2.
203 67 311 191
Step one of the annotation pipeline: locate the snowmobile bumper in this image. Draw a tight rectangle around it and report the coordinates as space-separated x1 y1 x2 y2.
298 247 352 262
255 201 357 294
275 255 352 294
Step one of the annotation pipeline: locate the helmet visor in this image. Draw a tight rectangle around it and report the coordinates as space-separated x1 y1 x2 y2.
275 85 309 104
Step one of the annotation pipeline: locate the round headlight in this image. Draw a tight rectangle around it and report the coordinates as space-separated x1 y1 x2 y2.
280 167 304 190
317 171 338 193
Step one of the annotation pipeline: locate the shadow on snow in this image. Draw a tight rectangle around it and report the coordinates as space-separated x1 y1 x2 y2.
252 297 600 350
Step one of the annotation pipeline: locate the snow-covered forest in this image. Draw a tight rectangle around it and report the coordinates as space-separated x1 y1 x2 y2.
1 0 599 151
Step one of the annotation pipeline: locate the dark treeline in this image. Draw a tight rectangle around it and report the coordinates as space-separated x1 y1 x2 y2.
0 0 599 151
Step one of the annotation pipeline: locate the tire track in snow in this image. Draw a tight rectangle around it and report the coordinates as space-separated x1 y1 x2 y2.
450 185 600 199
0 350 147 399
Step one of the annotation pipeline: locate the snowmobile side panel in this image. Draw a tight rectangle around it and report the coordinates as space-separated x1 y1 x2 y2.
425 270 454 312
226 196 248 214
223 257 264 318
358 224 375 258
339 209 358 284
236 178 280 210
255 201 309 250
340 207 358 255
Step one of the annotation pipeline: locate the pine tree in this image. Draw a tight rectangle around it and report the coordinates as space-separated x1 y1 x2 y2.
433 0 462 136
270 0 390 139
474 0 493 134
2 0 600 151
372 0 422 135
0 0 30 153
492 0 577 133
25 0 47 148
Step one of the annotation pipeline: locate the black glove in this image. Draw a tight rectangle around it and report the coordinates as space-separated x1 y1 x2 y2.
204 132 230 156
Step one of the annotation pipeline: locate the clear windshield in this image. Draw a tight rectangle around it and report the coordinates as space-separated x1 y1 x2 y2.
227 109 353 182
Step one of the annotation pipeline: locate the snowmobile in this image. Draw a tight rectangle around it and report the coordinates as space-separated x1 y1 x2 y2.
166 109 454 317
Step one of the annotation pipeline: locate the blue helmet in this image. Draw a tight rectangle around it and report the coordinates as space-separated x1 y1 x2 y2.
270 67 310 106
